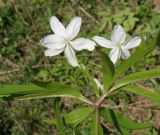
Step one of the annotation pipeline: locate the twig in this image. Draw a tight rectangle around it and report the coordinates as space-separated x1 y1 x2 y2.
0 69 19 75
9 0 28 26
78 5 100 25
21 0 36 31
129 99 152 106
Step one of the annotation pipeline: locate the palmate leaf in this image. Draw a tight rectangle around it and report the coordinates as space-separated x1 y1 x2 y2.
0 82 85 101
101 109 151 131
44 107 94 128
99 51 115 90
112 68 160 90
114 31 160 79
65 107 94 127
121 85 160 103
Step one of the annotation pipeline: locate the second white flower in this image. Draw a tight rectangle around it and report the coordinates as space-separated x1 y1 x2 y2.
93 25 141 64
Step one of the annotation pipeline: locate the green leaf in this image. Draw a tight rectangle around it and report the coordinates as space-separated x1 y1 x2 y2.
43 119 56 125
120 128 131 135
80 64 100 97
101 109 131 135
90 111 99 135
114 32 160 79
121 85 160 103
34 82 83 98
101 109 151 130
0 82 85 101
113 68 160 90
99 123 104 135
99 51 115 90
65 107 94 127
71 128 77 135
53 98 66 135
42 107 94 127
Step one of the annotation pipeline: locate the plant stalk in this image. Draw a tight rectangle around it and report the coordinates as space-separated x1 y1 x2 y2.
96 90 111 106
95 107 99 135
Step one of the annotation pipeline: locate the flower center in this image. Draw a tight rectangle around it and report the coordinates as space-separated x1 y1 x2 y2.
65 39 71 46
117 43 122 49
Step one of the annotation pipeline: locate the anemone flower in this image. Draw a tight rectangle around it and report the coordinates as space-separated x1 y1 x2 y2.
93 25 141 64
40 16 96 67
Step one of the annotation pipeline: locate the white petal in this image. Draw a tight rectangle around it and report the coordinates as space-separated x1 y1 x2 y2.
121 49 130 59
94 78 104 90
70 38 95 51
45 48 64 56
65 17 82 40
92 36 113 48
109 47 121 64
124 37 141 49
50 16 66 37
64 45 79 67
40 34 66 49
111 25 126 44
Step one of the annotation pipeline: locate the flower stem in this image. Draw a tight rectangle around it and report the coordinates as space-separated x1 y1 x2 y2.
95 107 99 135
96 90 111 106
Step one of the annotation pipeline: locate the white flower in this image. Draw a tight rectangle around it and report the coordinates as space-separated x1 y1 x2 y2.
94 78 104 91
40 16 96 67
93 25 141 64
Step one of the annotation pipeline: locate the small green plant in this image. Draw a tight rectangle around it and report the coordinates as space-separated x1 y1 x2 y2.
0 16 160 135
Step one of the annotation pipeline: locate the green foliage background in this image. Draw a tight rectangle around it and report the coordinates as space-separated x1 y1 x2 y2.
0 0 160 134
